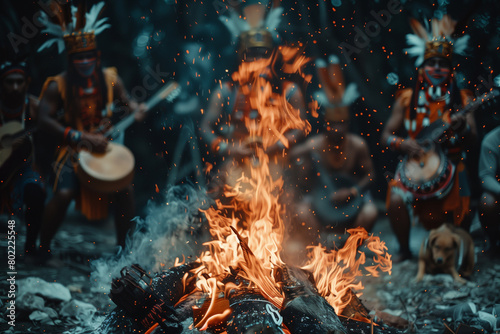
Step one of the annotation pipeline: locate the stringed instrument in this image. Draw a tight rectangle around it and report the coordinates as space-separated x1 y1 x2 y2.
76 81 180 193
396 89 499 200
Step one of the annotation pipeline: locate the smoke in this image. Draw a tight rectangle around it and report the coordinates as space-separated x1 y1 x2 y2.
89 184 212 293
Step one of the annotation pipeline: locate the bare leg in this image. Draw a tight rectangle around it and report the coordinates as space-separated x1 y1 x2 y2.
113 185 135 248
38 188 75 255
479 192 500 250
354 202 378 232
387 193 412 261
23 183 46 256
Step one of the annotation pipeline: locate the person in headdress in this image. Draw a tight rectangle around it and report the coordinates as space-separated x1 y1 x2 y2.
381 15 477 261
36 1 146 263
200 0 310 195
0 54 46 261
289 95 378 240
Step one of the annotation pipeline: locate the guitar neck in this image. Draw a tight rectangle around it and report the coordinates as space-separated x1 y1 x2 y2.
105 81 179 139
428 89 499 142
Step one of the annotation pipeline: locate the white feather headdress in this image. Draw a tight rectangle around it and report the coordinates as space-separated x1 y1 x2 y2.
218 1 283 47
38 1 110 54
404 15 469 67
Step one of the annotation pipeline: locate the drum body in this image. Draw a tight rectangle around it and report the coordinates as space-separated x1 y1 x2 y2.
77 142 135 193
396 148 455 201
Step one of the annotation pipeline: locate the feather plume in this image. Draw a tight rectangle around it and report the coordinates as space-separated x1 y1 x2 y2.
46 1 66 28
314 83 359 107
405 15 468 66
243 4 266 29
75 0 87 31
342 83 359 106
37 38 65 54
431 18 440 38
219 4 281 43
409 18 428 40
60 1 73 31
219 9 250 41
404 34 426 66
92 18 111 35
37 0 110 53
85 2 107 31
439 15 456 37
38 11 64 37
313 90 330 108
453 35 469 55
265 7 283 32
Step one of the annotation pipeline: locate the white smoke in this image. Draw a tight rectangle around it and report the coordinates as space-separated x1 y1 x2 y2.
89 184 212 293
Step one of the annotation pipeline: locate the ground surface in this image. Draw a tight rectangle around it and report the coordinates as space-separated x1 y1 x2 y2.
1 201 499 334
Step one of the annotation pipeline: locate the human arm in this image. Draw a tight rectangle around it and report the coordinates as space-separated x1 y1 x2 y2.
112 73 148 122
38 80 107 153
478 130 500 196
266 83 309 156
200 84 254 157
355 137 375 192
381 94 423 157
449 110 477 149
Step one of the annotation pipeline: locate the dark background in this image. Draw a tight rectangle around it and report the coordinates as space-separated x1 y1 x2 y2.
2 0 500 215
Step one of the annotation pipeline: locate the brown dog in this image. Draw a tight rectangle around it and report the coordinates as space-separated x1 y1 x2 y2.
416 223 475 284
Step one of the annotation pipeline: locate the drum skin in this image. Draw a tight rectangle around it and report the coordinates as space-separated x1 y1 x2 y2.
396 149 455 201
77 142 135 193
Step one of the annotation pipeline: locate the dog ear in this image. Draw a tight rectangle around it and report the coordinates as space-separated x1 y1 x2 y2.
451 233 460 249
429 230 438 247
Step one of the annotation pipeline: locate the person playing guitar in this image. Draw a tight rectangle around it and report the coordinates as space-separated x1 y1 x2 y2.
0 56 46 262
36 1 147 265
381 15 477 262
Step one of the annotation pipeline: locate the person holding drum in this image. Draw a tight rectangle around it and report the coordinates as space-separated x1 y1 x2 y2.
36 1 146 265
0 54 46 262
478 125 500 255
381 15 477 262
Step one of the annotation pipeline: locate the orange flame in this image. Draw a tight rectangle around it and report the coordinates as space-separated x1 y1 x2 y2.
301 227 392 315
178 47 391 327
192 48 312 315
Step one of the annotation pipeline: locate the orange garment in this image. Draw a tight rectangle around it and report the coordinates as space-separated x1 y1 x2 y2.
386 88 472 228
39 67 117 220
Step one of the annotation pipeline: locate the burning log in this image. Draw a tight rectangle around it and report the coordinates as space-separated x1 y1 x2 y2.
150 262 201 310
99 262 200 333
340 288 370 321
281 293 347 334
226 288 284 334
279 266 347 334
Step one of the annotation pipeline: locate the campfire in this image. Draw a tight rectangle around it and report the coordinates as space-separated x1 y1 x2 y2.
100 46 392 334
